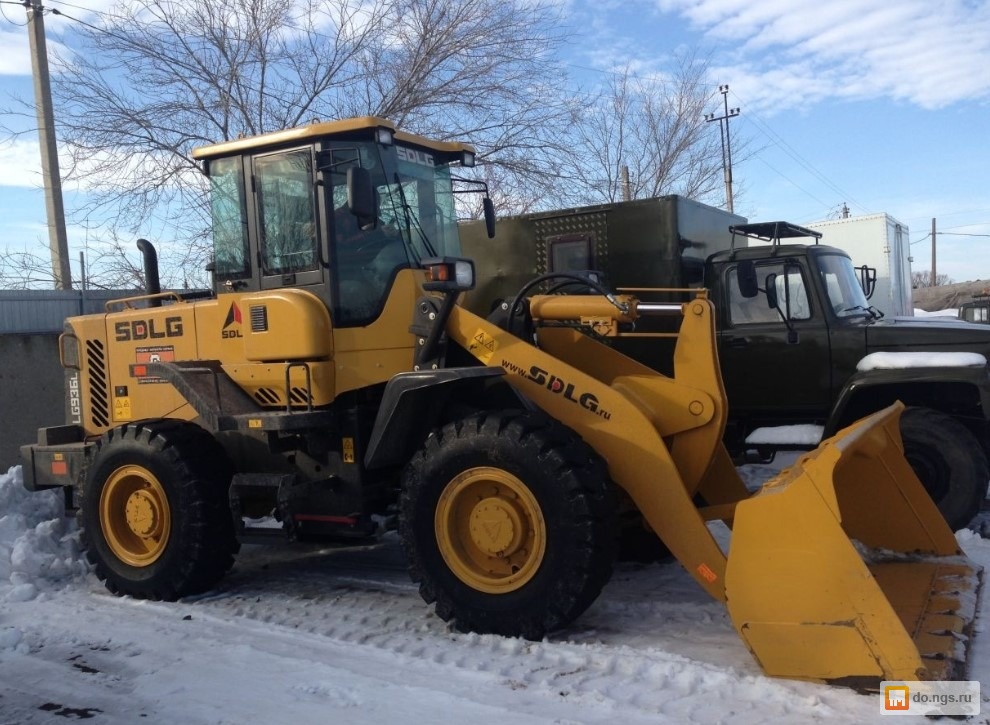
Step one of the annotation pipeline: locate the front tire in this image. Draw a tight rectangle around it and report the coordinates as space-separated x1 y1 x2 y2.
80 420 238 600
900 407 989 531
399 411 617 639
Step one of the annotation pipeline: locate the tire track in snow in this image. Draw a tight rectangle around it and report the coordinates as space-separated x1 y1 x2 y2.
174 536 878 723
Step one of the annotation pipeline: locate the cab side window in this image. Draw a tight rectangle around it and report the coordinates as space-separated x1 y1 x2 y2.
728 262 811 325
255 150 318 275
209 156 250 280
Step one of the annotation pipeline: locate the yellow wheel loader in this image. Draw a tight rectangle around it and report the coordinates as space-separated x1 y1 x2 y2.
20 117 981 685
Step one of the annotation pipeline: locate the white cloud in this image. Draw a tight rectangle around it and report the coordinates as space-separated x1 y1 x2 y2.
0 138 43 188
1 0 122 76
654 0 990 111
0 28 31 75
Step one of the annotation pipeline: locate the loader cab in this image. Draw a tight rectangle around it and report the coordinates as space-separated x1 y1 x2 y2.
194 117 479 326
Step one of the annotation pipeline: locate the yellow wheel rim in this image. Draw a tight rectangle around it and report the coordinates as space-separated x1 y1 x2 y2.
100 464 171 567
435 467 546 594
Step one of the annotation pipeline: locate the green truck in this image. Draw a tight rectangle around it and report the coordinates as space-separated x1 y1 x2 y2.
460 197 990 530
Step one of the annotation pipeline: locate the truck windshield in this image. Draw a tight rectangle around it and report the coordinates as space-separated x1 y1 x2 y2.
817 253 872 318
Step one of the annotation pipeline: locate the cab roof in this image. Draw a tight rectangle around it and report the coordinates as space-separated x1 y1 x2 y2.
191 116 475 161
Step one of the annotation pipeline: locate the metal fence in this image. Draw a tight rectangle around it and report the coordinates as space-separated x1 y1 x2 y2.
0 289 144 333
0 288 212 333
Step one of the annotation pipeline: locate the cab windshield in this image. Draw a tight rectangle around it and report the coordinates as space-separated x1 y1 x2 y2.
325 141 460 260
324 140 461 323
818 253 871 318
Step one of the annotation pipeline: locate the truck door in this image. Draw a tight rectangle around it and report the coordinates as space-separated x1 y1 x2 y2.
717 259 833 431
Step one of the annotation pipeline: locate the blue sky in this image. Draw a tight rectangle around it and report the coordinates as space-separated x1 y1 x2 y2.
2 0 990 285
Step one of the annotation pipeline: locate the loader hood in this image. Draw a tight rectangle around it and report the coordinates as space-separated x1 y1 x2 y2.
865 317 990 359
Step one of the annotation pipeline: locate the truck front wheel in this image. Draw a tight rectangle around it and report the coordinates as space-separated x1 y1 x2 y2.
80 420 238 600
900 407 989 531
399 411 617 639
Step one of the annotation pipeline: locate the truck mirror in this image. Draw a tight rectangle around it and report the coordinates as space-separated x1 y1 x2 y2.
764 272 779 309
858 265 877 300
483 197 496 239
347 167 376 225
737 261 759 298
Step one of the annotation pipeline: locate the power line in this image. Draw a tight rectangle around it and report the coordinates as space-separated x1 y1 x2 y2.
728 89 868 215
0 0 28 26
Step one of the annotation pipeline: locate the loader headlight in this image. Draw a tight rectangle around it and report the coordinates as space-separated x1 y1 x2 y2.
375 127 393 146
422 257 475 292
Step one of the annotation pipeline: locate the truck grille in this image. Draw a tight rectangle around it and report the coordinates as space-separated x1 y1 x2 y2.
86 339 110 427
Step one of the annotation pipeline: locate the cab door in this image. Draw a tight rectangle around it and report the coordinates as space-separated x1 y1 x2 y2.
717 259 833 428
252 146 326 293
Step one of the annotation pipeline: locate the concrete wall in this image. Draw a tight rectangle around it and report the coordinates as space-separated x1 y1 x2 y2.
0 334 64 469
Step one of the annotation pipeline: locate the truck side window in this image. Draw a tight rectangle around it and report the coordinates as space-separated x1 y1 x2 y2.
728 263 811 325
547 234 594 273
255 149 319 276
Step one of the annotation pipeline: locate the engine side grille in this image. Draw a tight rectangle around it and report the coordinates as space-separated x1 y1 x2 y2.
86 339 110 428
254 388 281 405
289 387 311 405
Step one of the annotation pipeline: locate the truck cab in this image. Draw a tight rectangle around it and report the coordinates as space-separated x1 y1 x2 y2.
709 222 990 529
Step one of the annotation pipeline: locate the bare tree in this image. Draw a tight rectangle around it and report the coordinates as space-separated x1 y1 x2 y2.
3 0 573 285
553 52 728 207
0 231 165 291
912 270 954 288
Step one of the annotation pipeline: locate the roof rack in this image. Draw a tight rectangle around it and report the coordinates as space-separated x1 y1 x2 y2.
729 221 822 249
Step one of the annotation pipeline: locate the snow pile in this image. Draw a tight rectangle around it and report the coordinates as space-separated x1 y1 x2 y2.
913 307 959 318
744 424 823 446
0 466 88 605
857 350 986 371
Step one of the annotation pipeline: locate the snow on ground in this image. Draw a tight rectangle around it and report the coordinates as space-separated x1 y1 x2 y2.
2 462 989 724
914 308 960 318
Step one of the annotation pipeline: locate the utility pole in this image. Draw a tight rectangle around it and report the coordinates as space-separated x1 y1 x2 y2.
24 0 72 289
931 217 937 287
705 84 740 214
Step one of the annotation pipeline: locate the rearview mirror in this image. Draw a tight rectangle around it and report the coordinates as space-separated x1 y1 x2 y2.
764 272 779 309
347 167 376 226
483 197 496 239
858 265 877 299
737 261 759 299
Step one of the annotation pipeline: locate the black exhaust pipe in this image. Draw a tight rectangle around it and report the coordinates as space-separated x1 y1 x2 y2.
136 238 161 307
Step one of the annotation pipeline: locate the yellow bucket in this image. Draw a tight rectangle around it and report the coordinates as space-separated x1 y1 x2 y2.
726 403 982 685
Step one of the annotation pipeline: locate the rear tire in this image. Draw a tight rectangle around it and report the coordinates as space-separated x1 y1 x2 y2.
399 410 617 639
900 407 989 531
80 420 238 600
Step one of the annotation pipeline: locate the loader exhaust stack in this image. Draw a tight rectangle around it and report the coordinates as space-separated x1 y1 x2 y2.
136 238 161 307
